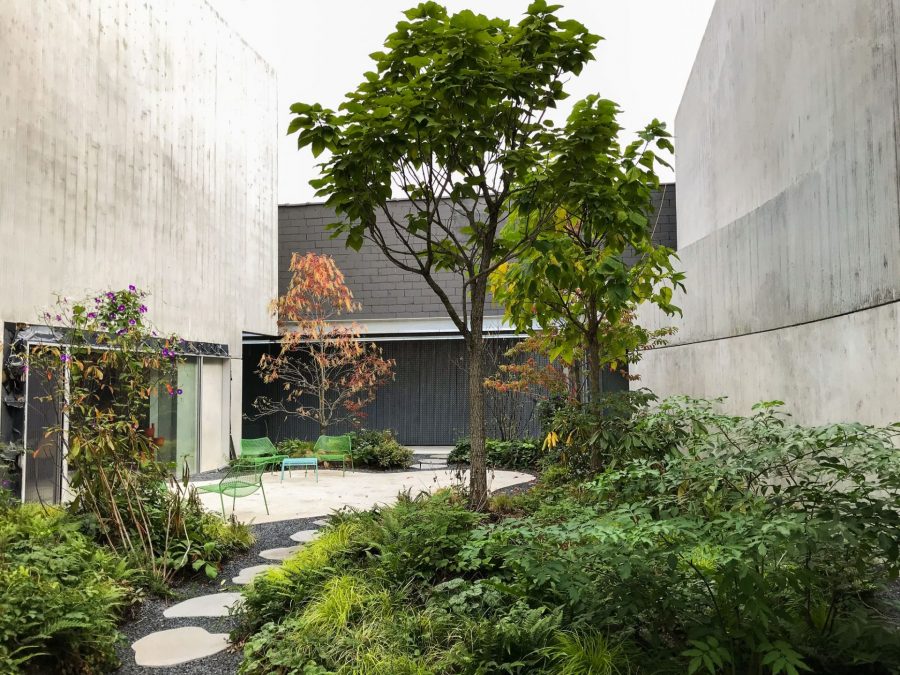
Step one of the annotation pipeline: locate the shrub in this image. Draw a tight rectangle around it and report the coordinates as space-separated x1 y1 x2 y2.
545 388 671 476
29 289 251 585
350 429 413 470
237 398 900 674
465 398 900 672
0 496 135 673
277 432 413 470
449 437 542 471
276 439 316 457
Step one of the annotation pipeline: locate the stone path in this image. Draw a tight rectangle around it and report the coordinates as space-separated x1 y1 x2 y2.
258 544 303 560
126 517 329 670
231 564 275 585
132 628 230 668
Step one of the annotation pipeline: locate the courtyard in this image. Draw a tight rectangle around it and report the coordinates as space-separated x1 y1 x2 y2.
2 0 900 674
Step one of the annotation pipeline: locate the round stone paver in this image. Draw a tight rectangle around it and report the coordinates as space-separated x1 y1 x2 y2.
313 519 329 527
289 529 320 543
232 564 277 585
259 544 303 561
162 592 243 618
132 627 229 667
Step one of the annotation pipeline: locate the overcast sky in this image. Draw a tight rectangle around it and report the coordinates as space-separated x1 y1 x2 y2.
210 1 716 204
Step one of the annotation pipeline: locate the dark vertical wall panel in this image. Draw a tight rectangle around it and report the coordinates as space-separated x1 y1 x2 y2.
243 339 543 446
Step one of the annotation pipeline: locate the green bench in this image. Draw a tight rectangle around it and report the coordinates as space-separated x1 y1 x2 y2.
239 437 288 472
314 434 353 476
197 461 269 517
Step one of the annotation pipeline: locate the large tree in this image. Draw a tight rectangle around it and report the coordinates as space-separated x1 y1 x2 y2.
287 1 607 507
492 96 684 401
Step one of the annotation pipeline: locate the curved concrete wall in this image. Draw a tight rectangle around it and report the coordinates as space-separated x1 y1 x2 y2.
635 0 900 425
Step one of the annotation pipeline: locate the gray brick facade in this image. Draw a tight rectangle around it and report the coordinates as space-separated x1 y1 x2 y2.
278 184 677 324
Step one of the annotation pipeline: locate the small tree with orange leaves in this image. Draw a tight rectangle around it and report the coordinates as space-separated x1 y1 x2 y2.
253 253 394 434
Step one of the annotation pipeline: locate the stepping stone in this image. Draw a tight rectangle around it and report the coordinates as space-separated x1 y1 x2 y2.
231 564 276 585
259 545 302 560
132 627 229 667
289 529 320 543
162 592 243 618
313 519 329 526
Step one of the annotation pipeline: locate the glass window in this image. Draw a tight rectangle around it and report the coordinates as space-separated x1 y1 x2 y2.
150 358 199 474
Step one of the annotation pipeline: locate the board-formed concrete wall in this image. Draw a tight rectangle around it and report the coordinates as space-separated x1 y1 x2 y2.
0 0 278 460
635 0 900 426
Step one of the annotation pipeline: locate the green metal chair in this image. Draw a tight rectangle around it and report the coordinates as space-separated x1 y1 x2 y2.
314 434 354 476
239 437 288 472
197 461 269 517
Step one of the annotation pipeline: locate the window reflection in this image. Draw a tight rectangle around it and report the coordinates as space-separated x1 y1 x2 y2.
150 358 199 474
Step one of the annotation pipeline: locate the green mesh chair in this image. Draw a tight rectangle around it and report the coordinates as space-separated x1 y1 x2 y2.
314 434 353 476
239 437 288 473
197 461 269 517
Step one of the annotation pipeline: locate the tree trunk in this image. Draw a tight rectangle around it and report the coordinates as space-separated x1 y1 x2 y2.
467 276 488 510
467 333 488 509
586 329 602 403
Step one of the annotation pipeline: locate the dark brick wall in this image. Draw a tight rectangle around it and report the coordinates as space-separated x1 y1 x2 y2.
278 184 677 322
650 183 677 249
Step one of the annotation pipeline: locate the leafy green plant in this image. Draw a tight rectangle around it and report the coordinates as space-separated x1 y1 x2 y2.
449 437 543 471
29 289 252 586
545 388 676 475
236 397 900 674
277 439 317 457
350 430 413 469
545 632 633 675
0 495 135 673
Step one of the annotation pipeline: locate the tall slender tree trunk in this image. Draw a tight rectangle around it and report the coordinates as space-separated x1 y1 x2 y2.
467 280 488 509
586 307 602 402
467 334 488 509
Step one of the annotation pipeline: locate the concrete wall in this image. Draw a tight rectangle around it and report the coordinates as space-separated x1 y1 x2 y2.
635 0 900 426
0 0 278 463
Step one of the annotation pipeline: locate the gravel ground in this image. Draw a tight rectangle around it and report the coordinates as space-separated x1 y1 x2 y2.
114 514 327 675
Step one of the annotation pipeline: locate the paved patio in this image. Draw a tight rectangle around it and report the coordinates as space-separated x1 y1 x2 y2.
193 467 532 524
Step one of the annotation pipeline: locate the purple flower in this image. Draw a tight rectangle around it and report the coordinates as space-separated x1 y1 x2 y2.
116 328 126 335
87 312 96 319
161 348 171 357
106 292 115 299
117 304 125 311
100 322 107 328
128 284 136 292
176 388 183 395
55 314 61 321
129 318 136 325
139 304 147 313
59 353 70 363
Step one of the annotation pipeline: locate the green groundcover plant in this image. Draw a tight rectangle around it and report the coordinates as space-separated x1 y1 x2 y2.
0 494 135 674
234 397 900 674
449 437 543 472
